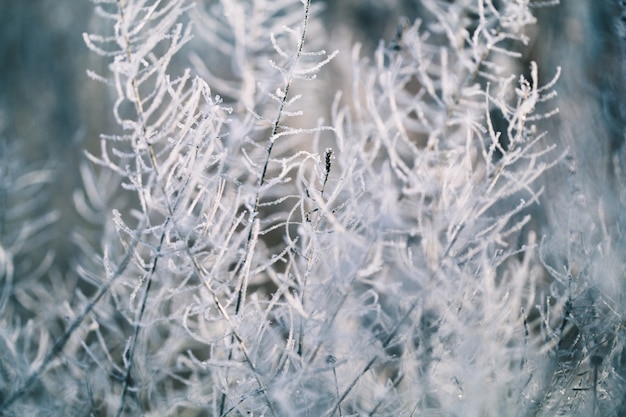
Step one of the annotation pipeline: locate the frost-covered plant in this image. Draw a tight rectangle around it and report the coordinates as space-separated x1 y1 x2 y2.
2 0 626 416
0 133 62 414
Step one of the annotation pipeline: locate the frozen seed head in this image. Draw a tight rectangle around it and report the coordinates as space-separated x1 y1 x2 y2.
324 148 334 175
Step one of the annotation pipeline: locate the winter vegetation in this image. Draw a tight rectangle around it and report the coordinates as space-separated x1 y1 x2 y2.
1 0 626 416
